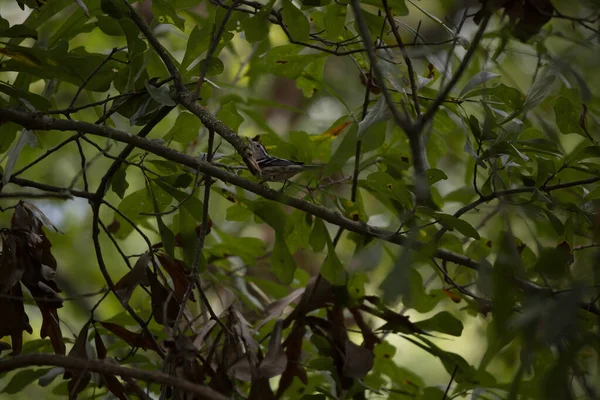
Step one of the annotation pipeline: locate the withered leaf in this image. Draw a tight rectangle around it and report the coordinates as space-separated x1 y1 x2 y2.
156 252 195 303
228 356 253 382
276 323 307 398
94 331 107 359
342 339 374 379
114 253 151 306
147 270 181 327
22 201 61 232
94 333 127 399
0 283 32 355
258 320 287 379
248 377 276 400
39 304 66 354
257 287 304 330
65 322 92 398
192 319 217 350
0 235 26 293
99 321 160 353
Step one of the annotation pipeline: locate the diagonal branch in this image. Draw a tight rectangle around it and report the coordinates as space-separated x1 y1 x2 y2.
2 107 599 316
349 0 429 202
119 0 261 177
416 12 491 129
0 354 228 400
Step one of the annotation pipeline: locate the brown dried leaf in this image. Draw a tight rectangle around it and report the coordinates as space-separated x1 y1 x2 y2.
276 323 307 398
258 320 287 379
94 331 107 359
156 253 195 303
39 304 65 354
257 287 304 330
102 374 127 400
228 356 253 382
248 377 276 400
342 339 374 379
147 270 181 327
99 321 160 353
64 321 91 383
0 235 25 293
22 201 61 232
192 319 217 350
0 283 32 354
114 253 150 306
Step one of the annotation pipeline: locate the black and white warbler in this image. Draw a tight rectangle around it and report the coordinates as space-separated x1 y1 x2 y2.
248 138 323 182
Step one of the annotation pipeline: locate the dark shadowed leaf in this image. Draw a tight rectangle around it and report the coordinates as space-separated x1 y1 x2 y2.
259 320 287 378
114 253 150 306
342 339 374 379
414 311 464 337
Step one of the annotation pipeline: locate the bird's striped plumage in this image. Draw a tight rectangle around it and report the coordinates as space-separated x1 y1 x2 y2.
248 138 322 182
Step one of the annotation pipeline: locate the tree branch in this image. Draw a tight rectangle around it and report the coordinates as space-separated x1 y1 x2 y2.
349 0 429 202
119 0 261 177
0 354 228 400
2 107 599 316
416 12 491 129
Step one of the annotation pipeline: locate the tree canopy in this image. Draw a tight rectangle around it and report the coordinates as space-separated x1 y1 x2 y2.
0 0 599 399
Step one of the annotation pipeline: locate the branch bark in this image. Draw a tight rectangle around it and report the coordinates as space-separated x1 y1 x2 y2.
1 106 599 316
0 354 228 400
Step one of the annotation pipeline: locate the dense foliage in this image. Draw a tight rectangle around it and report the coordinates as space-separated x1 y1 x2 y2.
0 0 599 399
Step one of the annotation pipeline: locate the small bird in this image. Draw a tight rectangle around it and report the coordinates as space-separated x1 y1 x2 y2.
247 138 323 183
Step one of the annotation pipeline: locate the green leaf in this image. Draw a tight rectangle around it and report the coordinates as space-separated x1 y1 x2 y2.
435 213 480 239
164 112 201 143
323 4 347 40
522 75 556 114
427 168 448 185
96 15 123 36
262 44 327 79
181 25 208 72
459 71 501 97
465 84 524 111
178 205 198 269
198 57 224 77
310 217 327 252
157 214 176 258
552 96 585 136
153 181 205 222
0 24 38 39
212 229 266 265
296 57 326 98
321 232 347 286
248 199 287 232
152 0 185 30
111 165 129 199
217 101 244 132
535 244 572 280
542 208 563 235
281 0 310 42
226 204 252 222
360 0 408 15
285 209 312 253
324 124 357 176
1 368 51 394
414 311 464 337
419 387 446 400
145 81 176 106
357 96 392 140
242 0 275 42
271 232 296 284
0 82 50 110
366 171 413 208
